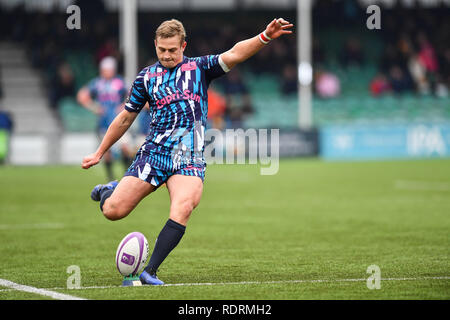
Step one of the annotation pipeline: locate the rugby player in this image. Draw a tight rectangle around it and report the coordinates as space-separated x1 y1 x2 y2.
82 18 293 285
77 56 133 181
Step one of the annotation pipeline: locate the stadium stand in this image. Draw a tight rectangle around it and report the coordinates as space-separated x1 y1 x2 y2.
0 2 448 133
0 42 61 134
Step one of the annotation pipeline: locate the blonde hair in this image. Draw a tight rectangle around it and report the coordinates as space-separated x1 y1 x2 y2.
155 19 186 44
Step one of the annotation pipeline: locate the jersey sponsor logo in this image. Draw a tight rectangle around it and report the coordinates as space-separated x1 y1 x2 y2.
147 69 168 78
156 89 201 109
181 61 197 72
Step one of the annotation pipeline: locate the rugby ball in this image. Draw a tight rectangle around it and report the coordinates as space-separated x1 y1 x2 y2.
115 232 149 277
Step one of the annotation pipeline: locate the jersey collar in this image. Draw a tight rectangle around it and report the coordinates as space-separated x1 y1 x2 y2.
156 56 187 70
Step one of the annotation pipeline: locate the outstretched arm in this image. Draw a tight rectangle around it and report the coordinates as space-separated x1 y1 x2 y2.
219 18 293 70
81 109 137 169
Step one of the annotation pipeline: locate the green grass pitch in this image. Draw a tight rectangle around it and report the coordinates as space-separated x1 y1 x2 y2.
0 158 449 300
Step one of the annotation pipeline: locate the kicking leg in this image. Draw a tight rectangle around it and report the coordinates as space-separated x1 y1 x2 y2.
94 176 156 221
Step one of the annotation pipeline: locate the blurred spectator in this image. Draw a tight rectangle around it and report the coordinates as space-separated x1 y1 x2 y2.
281 64 298 95
397 33 413 58
49 63 76 110
315 69 340 98
207 85 227 130
408 52 430 95
222 69 253 128
339 37 365 68
370 73 391 97
388 65 413 94
380 43 404 74
416 32 439 74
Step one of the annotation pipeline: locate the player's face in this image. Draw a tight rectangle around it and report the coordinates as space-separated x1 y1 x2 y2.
101 67 115 80
155 36 186 69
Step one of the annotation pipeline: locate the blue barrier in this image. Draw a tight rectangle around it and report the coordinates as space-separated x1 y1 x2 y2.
320 124 450 160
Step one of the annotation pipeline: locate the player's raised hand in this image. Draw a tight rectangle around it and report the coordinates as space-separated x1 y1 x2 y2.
82 153 101 169
265 18 294 39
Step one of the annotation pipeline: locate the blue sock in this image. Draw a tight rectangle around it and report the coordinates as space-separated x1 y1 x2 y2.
145 219 186 274
99 189 114 211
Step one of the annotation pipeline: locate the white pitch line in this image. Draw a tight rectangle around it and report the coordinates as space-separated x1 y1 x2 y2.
1 276 448 293
0 279 86 300
162 276 450 287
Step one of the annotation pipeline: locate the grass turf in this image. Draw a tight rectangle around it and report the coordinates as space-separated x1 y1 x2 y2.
0 158 449 300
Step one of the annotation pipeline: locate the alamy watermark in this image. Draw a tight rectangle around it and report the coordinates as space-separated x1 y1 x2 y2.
366 5 381 30
66 265 81 289
163 122 280 176
65 4 381 32
366 264 381 290
205 128 280 175
66 5 81 30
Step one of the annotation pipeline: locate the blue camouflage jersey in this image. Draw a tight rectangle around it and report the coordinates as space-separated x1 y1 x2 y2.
88 76 127 131
124 55 228 172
